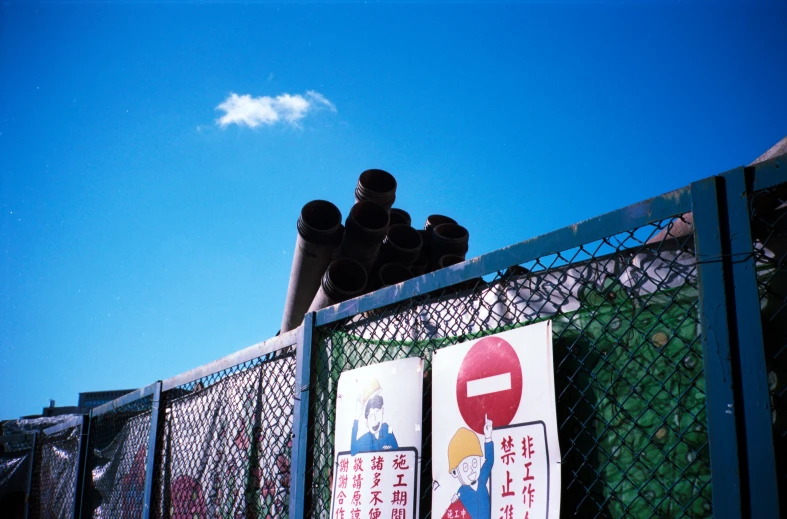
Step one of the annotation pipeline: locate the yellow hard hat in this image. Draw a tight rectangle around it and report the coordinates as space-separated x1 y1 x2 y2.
448 427 482 472
362 378 381 402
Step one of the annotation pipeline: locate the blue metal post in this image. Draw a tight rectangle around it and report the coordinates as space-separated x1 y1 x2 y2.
142 381 162 519
722 167 781 518
691 176 744 519
289 314 315 519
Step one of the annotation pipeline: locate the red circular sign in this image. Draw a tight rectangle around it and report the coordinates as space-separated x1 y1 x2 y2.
456 336 523 434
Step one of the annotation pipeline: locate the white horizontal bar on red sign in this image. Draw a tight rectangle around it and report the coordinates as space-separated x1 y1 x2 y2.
466 373 512 397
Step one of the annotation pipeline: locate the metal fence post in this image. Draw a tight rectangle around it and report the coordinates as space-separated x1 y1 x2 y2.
77 411 93 519
142 381 163 519
722 167 781 518
73 415 90 519
691 176 744 519
290 314 315 519
23 433 37 519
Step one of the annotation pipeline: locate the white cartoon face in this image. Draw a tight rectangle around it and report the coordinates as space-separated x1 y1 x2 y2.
452 455 484 489
366 405 383 435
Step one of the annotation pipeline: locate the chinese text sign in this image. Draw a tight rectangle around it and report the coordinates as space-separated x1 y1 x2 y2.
330 357 424 519
432 322 560 519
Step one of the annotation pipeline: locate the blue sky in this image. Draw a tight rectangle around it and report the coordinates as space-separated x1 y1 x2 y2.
1 1 785 419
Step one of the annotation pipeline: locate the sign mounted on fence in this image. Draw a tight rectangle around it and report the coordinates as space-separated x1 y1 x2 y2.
432 322 560 519
330 357 425 519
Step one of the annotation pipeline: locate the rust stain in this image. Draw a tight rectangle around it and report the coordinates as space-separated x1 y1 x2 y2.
662 187 689 203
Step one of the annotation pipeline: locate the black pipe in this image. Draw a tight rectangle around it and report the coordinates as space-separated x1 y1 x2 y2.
389 208 412 227
430 223 469 268
340 201 390 272
354 169 397 211
411 230 431 276
438 254 465 269
437 254 480 291
418 215 457 274
331 224 345 261
280 200 343 332
379 224 423 268
308 258 368 312
374 263 413 289
424 214 457 232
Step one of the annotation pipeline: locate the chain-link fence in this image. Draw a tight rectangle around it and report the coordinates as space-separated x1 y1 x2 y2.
306 213 711 519
749 180 787 513
1 434 35 519
29 419 84 519
82 391 155 519
8 160 785 519
151 344 297 519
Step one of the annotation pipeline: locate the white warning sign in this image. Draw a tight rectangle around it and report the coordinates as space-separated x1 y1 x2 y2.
330 357 424 519
432 321 560 519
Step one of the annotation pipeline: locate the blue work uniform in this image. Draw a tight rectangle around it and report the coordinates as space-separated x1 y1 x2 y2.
457 440 494 519
350 420 398 454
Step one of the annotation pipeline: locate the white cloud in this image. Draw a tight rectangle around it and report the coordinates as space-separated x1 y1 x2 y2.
305 90 337 112
215 90 336 129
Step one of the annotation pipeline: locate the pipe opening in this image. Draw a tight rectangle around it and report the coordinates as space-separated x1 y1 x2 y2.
389 208 412 227
359 169 397 193
433 223 469 241
346 201 390 241
297 200 343 244
323 258 368 298
355 169 397 210
386 224 422 252
424 214 457 231
431 223 469 264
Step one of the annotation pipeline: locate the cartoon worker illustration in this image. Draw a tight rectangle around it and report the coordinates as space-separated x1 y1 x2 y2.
351 377 398 454
447 415 494 519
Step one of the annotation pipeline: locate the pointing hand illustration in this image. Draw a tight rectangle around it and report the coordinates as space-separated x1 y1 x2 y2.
484 413 493 441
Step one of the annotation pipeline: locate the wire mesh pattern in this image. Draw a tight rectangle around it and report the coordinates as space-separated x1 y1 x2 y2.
82 395 154 519
1 434 35 453
0 453 30 492
0 453 31 515
307 215 711 519
1 437 33 519
151 346 297 519
29 425 82 519
1 416 80 436
749 182 787 510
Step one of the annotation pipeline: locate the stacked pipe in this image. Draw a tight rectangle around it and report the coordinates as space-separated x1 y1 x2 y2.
279 201 343 333
279 169 471 332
